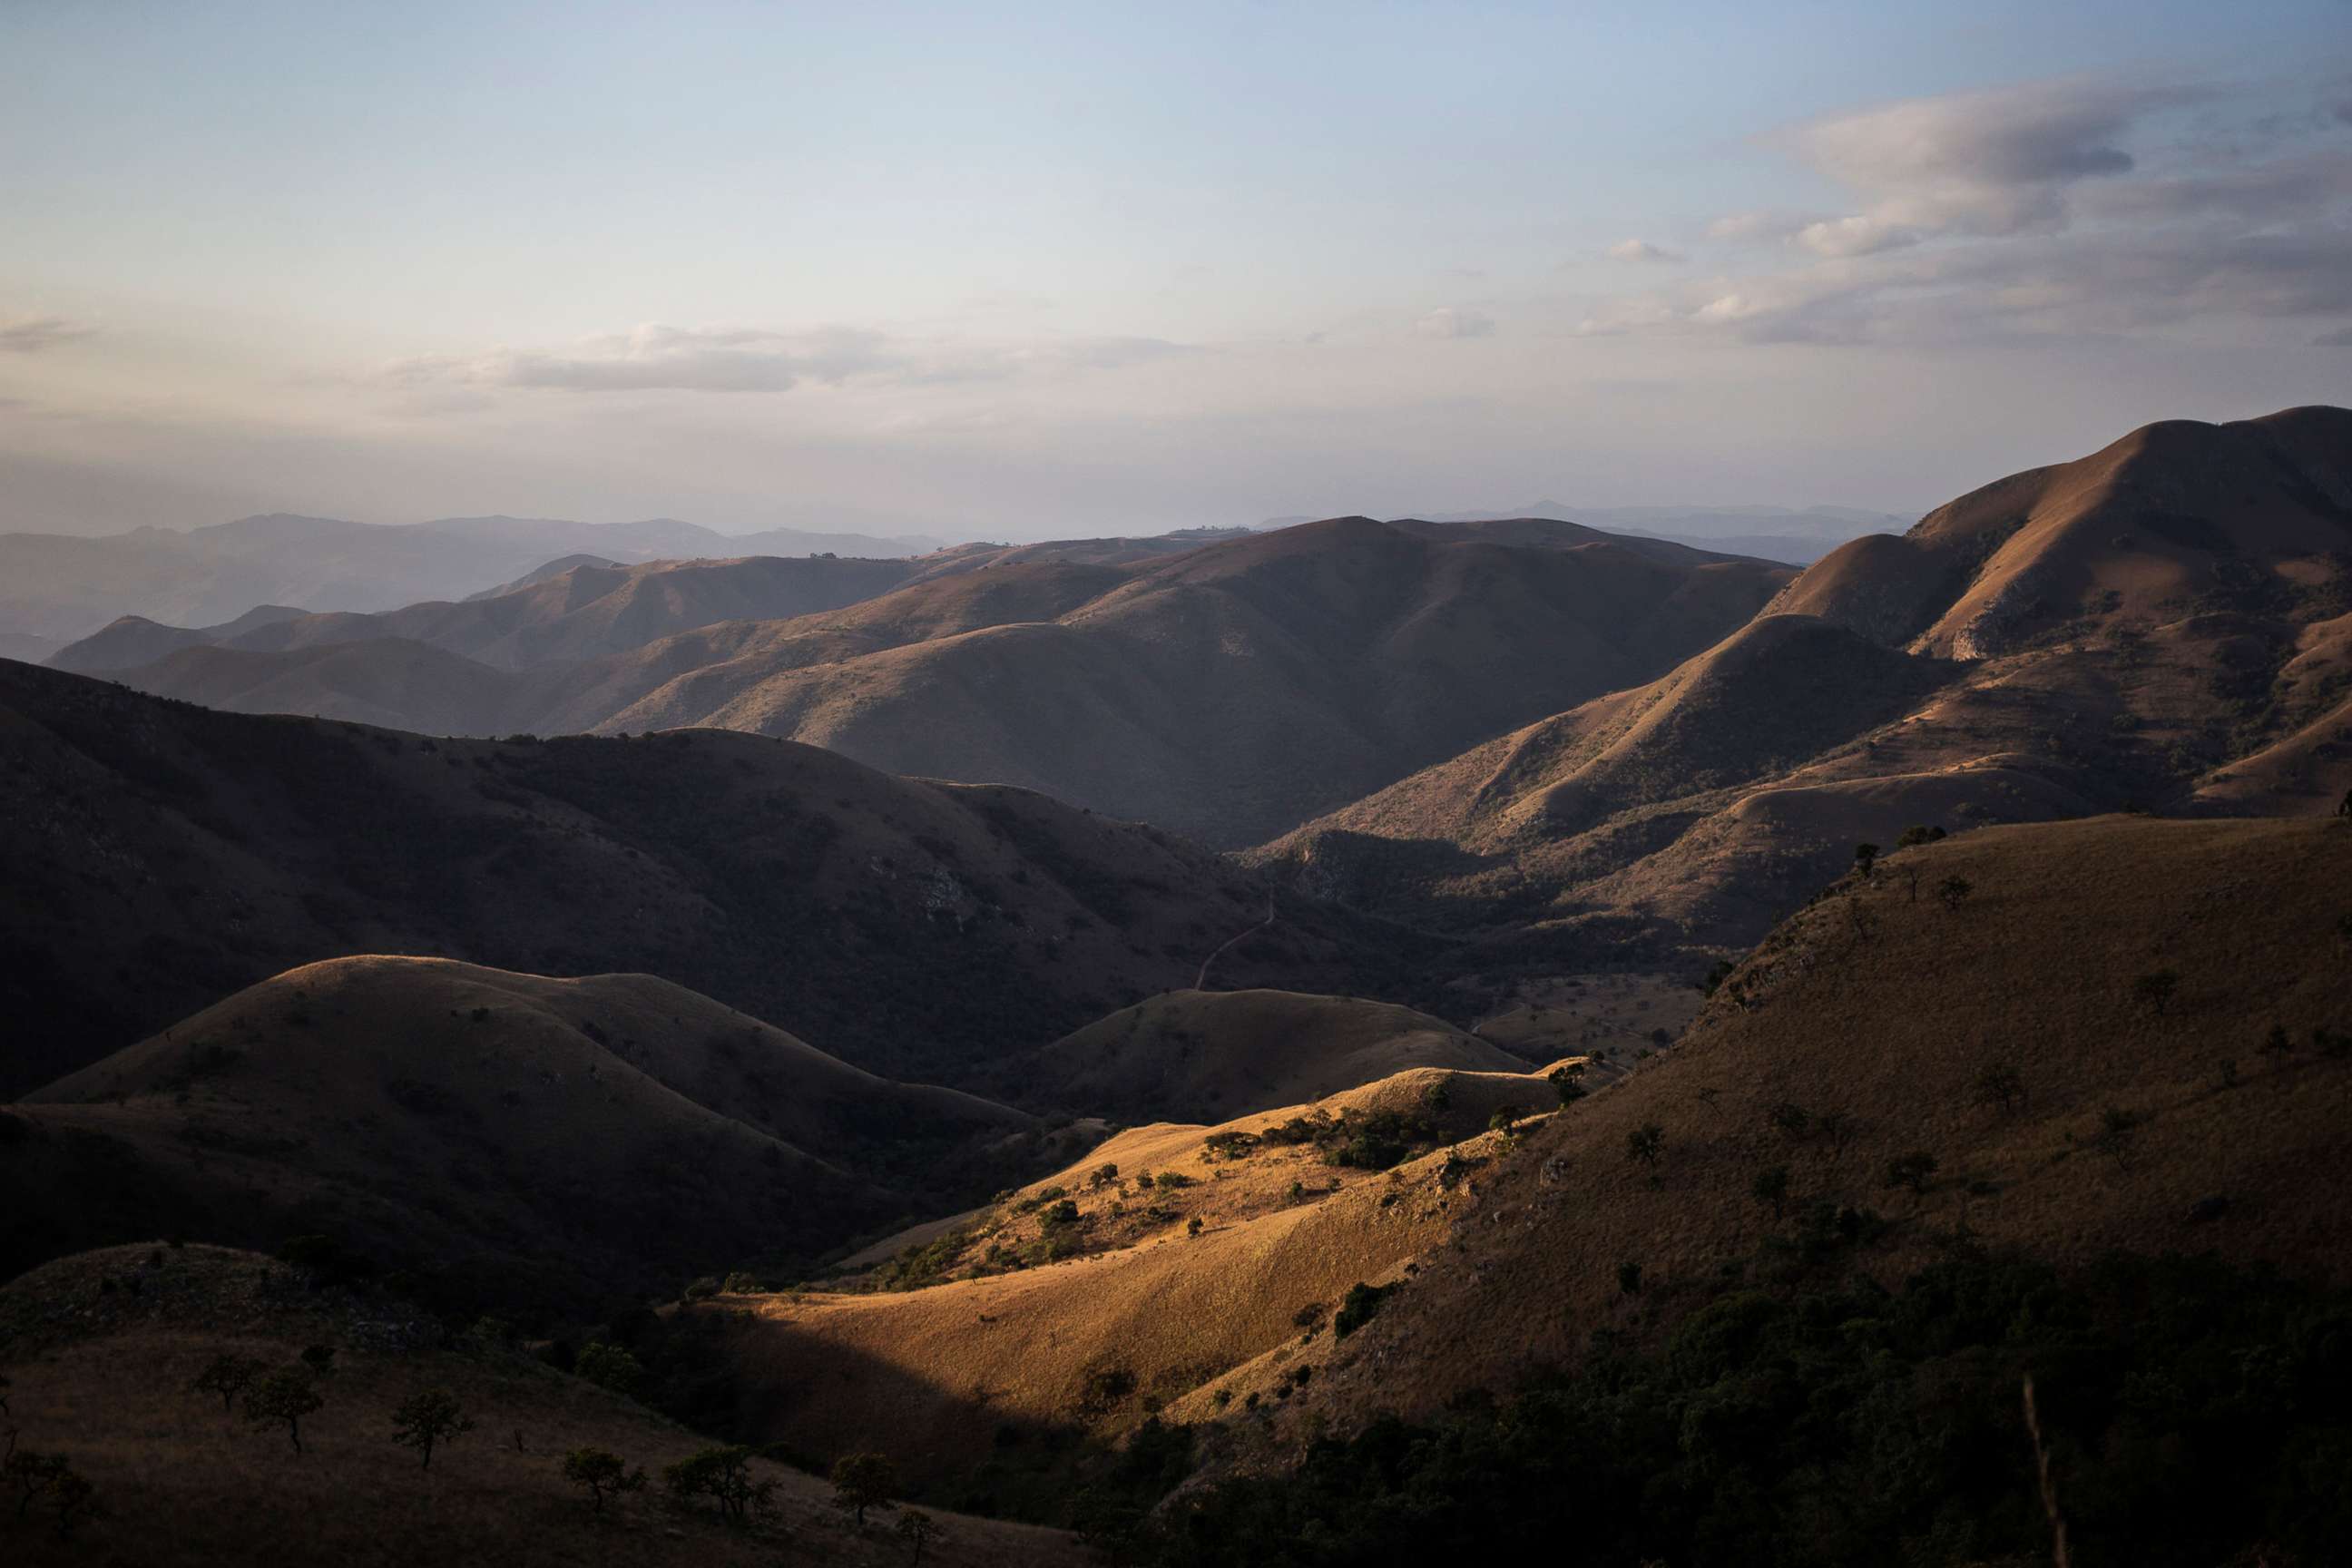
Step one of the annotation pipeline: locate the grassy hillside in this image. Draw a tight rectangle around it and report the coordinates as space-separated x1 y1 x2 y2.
0 659 1420 1098
5 958 1071 1321
1263 407 2352 939
0 1245 1081 1566
1250 816 2352 1440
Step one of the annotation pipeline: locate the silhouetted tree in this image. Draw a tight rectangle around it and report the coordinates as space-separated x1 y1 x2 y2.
1626 1123 1665 1172
666 1446 777 1524
1817 1110 1858 1161
2092 1106 2141 1168
299 1344 337 1378
1853 843 1880 877
244 1368 323 1454
48 1464 103 1542
1974 1063 2027 1114
562 1446 646 1511
2132 970 2180 1015
389 1388 474 1471
897 1507 940 1563
2262 1023 2294 1058
0 1372 10 1417
1187 1216 1204 1239
1487 1104 1524 1135
1752 1164 1791 1220
830 1451 898 1527
1768 1101 1811 1142
192 1352 265 1413
1936 877 1975 910
1616 1259 1643 1297
1896 825 1945 848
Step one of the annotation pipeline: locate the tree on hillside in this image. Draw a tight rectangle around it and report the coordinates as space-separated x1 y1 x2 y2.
830 1451 899 1527
1853 842 1880 878
389 1388 475 1471
6 1447 66 1519
2132 969 2180 1015
1817 1110 1859 1161
1616 1260 1643 1297
1487 1104 1524 1135
1752 1164 1791 1220
1974 1063 2027 1114
896 1507 941 1564
1627 1123 1666 1175
561 1446 646 1511
666 1446 776 1525
47 1463 103 1542
192 1352 265 1413
300 1344 338 1379
573 1342 643 1396
0 1372 10 1417
244 1368 324 1454
1896 825 1945 848
1089 1162 1120 1190
1936 877 1975 911
1768 1101 1811 1142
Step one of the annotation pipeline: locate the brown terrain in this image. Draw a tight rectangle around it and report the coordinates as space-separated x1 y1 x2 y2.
70 516 1792 846
0 1246 1082 1566
1261 407 2352 938
0 657 1422 1100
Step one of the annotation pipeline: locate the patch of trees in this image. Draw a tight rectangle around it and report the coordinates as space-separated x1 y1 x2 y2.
1260 1106 1440 1171
1127 1247 2352 1566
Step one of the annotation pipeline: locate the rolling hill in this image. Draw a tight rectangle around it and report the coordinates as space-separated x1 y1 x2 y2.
4 957 1066 1319
1014 988 1524 1123
1262 407 2352 939
0 658 1422 1099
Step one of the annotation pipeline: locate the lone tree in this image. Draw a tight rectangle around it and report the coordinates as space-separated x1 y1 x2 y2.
1487 1104 1525 1136
244 1367 324 1455
665 1446 776 1525
299 1344 338 1378
830 1451 899 1528
2092 1106 2141 1168
896 1507 941 1564
1768 1101 1812 1142
1751 1164 1791 1220
1616 1259 1643 1297
1853 842 1880 877
48 1464 103 1542
1936 876 1975 911
1974 1062 2028 1114
1884 1150 1939 1196
1626 1123 1666 1177
1817 1110 1859 1161
0 1371 10 1417
562 1446 647 1511
7 1447 66 1520
390 1388 475 1471
2132 969 2181 1016
573 1342 644 1396
192 1352 265 1413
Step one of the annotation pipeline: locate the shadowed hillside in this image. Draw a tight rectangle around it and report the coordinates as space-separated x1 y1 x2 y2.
5 959 1073 1320
0 660 1424 1098
0 1245 1082 1566
1015 988 1524 1123
1263 407 2352 938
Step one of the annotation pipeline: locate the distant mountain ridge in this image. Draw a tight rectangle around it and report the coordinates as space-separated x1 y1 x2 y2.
0 510 947 640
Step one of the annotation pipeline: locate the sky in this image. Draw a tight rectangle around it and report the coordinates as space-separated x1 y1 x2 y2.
2 0 2348 541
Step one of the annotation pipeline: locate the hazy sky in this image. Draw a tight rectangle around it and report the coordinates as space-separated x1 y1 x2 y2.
3 1 2348 540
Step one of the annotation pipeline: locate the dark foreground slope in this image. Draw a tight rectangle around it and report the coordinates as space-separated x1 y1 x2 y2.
0 659 1421 1098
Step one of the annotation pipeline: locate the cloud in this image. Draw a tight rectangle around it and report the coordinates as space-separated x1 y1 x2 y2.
1606 239 1685 264
1581 74 2352 347
1785 77 2184 236
0 315 97 354
1414 307 1494 339
1794 216 1918 258
387 323 1197 395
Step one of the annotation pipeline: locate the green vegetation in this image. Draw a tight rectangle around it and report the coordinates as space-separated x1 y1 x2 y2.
242 1368 323 1454
573 1341 644 1396
1332 1281 1392 1339
388 1388 475 1470
1126 1249 2352 1566
829 1450 899 1527
559 1446 647 1511
664 1445 777 1524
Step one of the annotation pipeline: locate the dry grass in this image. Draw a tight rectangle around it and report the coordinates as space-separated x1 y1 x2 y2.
0 1246 1082 1567
1264 815 2352 1443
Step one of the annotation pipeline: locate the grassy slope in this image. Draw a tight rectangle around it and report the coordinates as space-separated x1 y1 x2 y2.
1256 815 2352 1447
0 1245 1081 1567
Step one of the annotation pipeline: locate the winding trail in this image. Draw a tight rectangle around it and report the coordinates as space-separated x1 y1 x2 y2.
1194 895 1277 991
